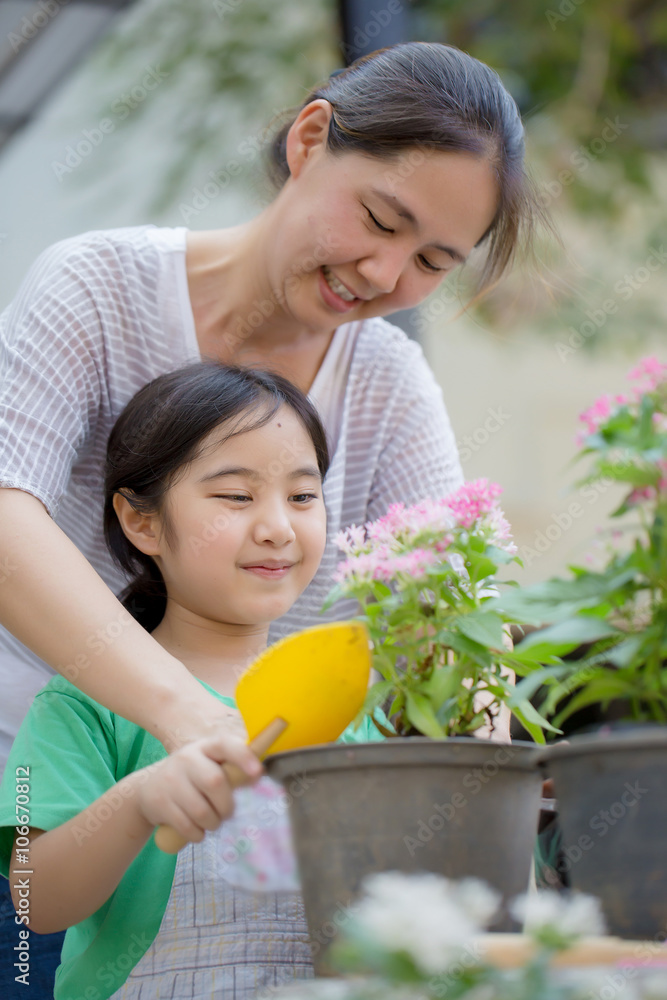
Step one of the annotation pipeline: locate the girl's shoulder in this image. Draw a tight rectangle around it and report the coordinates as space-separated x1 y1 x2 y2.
27 674 165 772
31 674 119 730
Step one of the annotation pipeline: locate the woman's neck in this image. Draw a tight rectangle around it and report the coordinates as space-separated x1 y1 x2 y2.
185 207 336 393
151 605 269 700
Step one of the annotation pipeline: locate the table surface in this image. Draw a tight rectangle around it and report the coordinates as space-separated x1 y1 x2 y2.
477 933 667 967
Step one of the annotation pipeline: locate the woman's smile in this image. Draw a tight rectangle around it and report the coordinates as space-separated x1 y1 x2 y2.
318 265 365 313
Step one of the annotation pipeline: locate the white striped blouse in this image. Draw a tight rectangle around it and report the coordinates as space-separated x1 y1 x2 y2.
0 225 463 775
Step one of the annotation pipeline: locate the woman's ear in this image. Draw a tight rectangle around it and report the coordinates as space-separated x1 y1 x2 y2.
112 492 162 557
285 99 333 179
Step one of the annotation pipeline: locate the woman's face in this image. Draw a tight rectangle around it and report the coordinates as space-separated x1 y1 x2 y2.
145 406 327 629
270 107 499 333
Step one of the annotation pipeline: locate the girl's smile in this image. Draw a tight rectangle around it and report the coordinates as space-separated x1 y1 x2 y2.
240 560 296 579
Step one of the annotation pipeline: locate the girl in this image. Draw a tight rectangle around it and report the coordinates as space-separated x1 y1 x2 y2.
0 363 382 1000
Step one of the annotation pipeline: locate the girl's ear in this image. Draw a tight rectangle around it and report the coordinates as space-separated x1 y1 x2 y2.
285 99 333 179
112 492 162 557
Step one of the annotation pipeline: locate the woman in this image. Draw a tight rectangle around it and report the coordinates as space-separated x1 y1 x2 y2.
0 38 540 995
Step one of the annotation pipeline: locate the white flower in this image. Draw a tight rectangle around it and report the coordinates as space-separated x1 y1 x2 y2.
510 890 606 940
353 872 499 975
452 878 501 927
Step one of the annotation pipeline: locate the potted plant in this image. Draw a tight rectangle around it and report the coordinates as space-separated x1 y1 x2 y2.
495 356 667 939
267 480 553 969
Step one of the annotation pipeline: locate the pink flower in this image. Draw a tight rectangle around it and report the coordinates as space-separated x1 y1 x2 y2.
626 487 656 508
333 481 515 589
445 479 502 529
384 548 438 579
577 394 614 445
628 356 667 394
335 524 367 555
333 547 438 586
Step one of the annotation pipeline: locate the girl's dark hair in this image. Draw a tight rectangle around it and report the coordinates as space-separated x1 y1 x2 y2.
104 362 329 632
269 41 543 292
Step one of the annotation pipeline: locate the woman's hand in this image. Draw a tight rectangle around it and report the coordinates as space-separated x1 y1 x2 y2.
151 698 263 784
137 733 250 845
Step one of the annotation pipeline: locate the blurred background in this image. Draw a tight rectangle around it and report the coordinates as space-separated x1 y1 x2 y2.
0 0 665 582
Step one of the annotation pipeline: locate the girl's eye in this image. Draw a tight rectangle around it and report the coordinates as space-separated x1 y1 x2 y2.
291 493 318 503
418 254 444 273
365 207 394 234
214 494 250 502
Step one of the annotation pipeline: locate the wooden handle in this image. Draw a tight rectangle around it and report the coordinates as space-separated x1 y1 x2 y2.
154 717 288 854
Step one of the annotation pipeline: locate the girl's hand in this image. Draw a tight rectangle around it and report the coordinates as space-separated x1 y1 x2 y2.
137 735 249 844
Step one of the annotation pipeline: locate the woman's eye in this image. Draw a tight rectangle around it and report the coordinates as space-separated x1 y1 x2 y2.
366 208 394 234
418 254 444 273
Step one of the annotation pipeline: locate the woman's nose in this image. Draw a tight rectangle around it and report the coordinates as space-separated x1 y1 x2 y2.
356 249 407 295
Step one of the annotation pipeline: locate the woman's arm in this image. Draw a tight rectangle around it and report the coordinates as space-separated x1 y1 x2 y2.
9 734 237 934
0 237 257 770
0 489 258 771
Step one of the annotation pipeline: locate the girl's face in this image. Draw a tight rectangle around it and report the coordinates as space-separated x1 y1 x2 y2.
269 103 499 333
146 406 327 629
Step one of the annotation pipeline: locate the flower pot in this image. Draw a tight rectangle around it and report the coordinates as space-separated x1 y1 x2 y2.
543 727 667 938
265 738 542 973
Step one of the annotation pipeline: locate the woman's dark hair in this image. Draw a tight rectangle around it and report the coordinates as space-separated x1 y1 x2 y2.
269 41 544 292
104 362 329 632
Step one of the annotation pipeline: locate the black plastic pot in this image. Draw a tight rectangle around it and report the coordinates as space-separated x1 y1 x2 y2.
543 727 667 938
266 738 542 973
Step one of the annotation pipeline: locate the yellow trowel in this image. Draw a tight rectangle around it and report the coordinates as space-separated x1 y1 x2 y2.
155 620 371 853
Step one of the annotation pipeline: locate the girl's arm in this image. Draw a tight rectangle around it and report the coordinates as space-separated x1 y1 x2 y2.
9 734 237 934
0 489 258 771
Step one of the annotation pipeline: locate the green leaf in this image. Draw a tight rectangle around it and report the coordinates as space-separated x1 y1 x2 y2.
553 677 634 725
361 679 395 715
508 665 570 705
465 552 497 581
519 617 620 653
594 459 658 488
436 630 493 670
404 691 447 739
424 666 462 705
508 643 567 666
605 634 646 668
487 568 638 624
389 692 405 718
455 611 505 649
485 544 516 566
512 698 560 739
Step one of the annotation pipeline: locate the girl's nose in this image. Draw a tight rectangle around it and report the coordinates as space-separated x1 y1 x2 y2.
253 505 296 546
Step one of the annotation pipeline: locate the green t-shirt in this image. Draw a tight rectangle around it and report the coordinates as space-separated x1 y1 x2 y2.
0 673 384 1000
